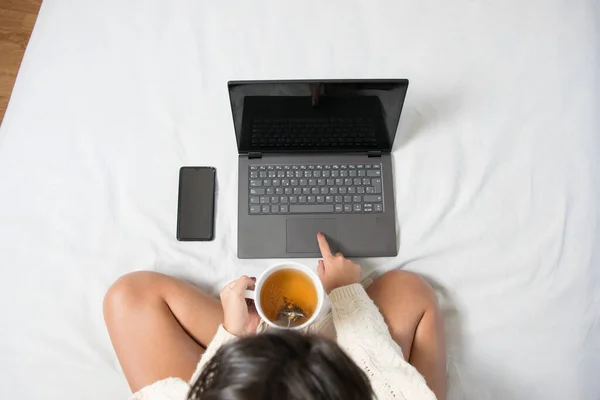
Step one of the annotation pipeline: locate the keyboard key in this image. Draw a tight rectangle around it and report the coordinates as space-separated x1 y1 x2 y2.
317 179 326 186
335 179 343 186
250 180 262 187
271 197 279 204
290 196 297 203
279 194 287 202
313 171 322 178
340 170 348 177
374 204 383 212
349 170 357 177
366 187 375 194
250 171 258 178
260 196 269 204
311 187 319 194
331 170 339 178
344 195 352 203
348 165 356 169
302 187 310 194
335 195 343 203
268 171 276 178
339 187 347 194
357 164 364 169
250 205 261 213
363 195 382 202
263 179 271 186
344 178 353 185
290 179 298 186
309 179 317 186
262 205 270 213
330 187 338 194
282 179 290 186
325 196 334 203
322 170 331 177
295 171 303 178
299 196 307 203
357 187 365 194
250 196 260 204
344 204 352 212
358 170 366 177
277 171 285 178
320 187 329 194
303 171 311 178
250 188 265 195
348 187 356 194
367 170 381 177
286 171 294 178
271 205 280 213
335 204 343 212
332 165 339 169
290 205 334 213
250 165 258 170
307 196 316 203
324 165 331 170
353 178 362 185
340 165 347 169
272 179 280 186
362 178 371 185
353 204 362 212
299 179 307 186
259 166 266 170
267 166 274 170
316 196 325 203
266 188 275 195
372 178 382 193
280 204 289 213
285 188 293 194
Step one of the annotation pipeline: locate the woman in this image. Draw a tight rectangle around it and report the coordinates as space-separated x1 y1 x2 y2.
104 234 446 399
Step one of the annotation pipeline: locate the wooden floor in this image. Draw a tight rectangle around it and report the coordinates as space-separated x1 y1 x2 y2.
0 0 42 126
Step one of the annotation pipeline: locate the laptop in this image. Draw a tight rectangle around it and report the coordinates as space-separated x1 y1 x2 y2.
229 79 409 259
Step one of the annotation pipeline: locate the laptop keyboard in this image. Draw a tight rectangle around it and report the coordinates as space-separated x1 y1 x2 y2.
248 164 383 215
251 118 377 148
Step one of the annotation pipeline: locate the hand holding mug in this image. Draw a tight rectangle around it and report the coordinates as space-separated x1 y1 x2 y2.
220 276 261 336
316 233 361 294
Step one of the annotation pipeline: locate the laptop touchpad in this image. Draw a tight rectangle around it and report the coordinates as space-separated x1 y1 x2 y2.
286 218 338 253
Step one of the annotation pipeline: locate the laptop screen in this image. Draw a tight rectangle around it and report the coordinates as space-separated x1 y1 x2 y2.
228 80 409 153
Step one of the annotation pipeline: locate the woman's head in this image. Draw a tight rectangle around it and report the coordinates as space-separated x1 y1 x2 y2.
188 331 373 400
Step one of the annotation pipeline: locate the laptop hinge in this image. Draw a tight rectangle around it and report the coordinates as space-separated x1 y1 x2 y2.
367 151 382 158
248 152 263 159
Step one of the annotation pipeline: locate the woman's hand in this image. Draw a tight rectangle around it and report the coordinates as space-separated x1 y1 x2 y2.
316 233 361 294
220 276 261 336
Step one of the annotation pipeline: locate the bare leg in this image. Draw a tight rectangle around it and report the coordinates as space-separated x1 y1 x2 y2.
103 271 223 393
367 270 447 400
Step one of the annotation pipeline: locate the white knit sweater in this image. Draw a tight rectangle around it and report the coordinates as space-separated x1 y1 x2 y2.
130 284 437 400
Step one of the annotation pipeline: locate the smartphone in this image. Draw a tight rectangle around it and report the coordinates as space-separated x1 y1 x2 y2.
177 166 216 241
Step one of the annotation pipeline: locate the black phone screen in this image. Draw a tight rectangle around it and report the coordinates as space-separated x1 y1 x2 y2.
177 167 216 241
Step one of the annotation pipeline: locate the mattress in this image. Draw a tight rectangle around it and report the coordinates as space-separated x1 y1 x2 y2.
1 0 598 399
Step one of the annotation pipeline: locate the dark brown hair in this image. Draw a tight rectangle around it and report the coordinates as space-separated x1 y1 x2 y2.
188 330 374 400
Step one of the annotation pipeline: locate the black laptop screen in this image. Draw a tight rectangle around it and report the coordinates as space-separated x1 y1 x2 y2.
228 80 408 153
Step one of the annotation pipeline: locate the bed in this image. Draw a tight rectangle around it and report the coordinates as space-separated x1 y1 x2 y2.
1 0 598 398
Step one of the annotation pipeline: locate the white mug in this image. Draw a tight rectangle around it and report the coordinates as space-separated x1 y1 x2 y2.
245 262 325 330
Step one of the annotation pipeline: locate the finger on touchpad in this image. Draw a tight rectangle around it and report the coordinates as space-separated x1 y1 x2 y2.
286 218 338 253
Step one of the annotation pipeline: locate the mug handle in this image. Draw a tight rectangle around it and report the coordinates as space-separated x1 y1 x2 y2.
244 289 255 300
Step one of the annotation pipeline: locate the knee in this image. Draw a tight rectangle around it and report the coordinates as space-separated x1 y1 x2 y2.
374 270 440 309
103 271 161 323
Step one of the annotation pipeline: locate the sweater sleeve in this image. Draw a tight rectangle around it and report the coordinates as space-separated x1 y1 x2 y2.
329 284 437 400
189 324 238 384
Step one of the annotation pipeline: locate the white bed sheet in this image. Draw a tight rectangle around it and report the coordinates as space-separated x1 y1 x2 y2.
1 0 599 399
